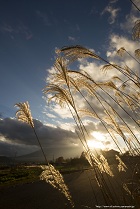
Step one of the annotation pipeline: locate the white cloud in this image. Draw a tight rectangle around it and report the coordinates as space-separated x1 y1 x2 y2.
131 0 140 12
43 122 57 128
101 6 120 24
79 60 119 82
51 94 85 119
110 0 118 4
45 113 56 118
53 104 72 119
79 61 102 81
104 34 140 91
0 22 33 40
57 122 75 132
120 0 140 32
120 14 139 32
68 36 76 42
107 34 139 61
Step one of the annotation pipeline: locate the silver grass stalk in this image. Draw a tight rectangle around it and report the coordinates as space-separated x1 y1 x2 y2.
117 47 140 66
115 155 127 172
15 102 74 207
15 101 48 163
84 151 114 177
83 149 99 167
15 102 34 127
117 47 125 57
123 183 131 196
99 155 114 177
59 45 139 84
40 165 74 207
132 20 140 41
101 63 121 73
129 0 140 12
135 49 140 59
56 45 100 61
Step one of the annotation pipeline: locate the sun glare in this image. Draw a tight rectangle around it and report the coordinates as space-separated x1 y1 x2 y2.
87 131 105 150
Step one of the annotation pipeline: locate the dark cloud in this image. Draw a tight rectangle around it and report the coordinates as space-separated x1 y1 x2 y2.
0 118 79 157
0 118 34 145
0 140 15 156
0 140 39 157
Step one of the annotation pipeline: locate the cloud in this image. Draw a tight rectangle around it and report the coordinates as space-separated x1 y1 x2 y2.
110 0 118 4
57 121 75 132
101 6 120 24
68 36 76 42
36 11 51 26
120 0 140 32
53 104 73 119
78 58 121 82
0 118 80 156
106 34 139 64
43 98 73 119
0 22 33 40
18 23 33 40
0 136 39 157
44 113 57 118
120 15 138 32
131 0 140 12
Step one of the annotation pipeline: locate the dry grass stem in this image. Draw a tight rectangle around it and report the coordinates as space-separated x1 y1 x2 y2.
56 45 100 61
132 20 140 40
40 165 74 207
123 183 131 196
117 47 126 57
15 101 34 127
116 155 127 172
15 102 74 207
135 49 140 59
99 155 114 177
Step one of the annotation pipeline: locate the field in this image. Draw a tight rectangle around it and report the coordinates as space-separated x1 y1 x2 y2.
0 166 42 187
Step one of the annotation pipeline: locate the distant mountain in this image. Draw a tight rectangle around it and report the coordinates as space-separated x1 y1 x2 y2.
17 146 83 162
16 148 120 163
17 150 44 162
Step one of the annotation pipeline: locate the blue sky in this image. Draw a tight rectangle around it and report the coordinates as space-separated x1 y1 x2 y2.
0 0 140 158
0 0 132 119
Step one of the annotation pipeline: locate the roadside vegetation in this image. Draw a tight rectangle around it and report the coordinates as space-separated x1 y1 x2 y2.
0 166 42 186
0 156 89 186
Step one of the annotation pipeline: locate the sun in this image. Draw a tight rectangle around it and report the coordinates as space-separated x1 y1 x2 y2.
87 131 105 150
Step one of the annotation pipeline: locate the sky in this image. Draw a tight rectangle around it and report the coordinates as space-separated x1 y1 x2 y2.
0 0 140 159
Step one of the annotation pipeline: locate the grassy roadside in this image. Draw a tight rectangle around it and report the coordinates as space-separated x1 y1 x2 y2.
0 166 42 188
0 165 89 188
